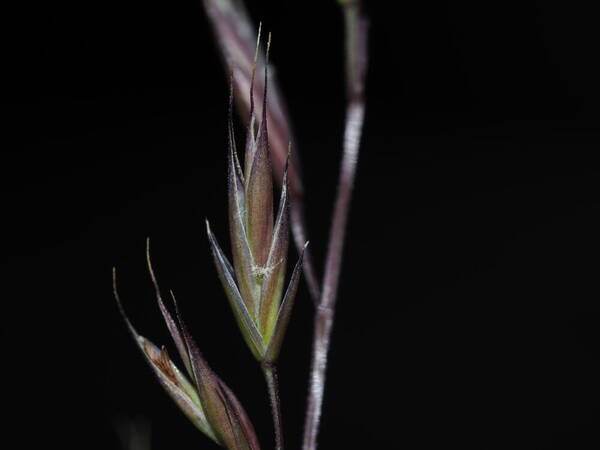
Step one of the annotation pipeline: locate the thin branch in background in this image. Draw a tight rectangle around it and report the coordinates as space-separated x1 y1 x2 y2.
303 1 368 449
200 0 321 303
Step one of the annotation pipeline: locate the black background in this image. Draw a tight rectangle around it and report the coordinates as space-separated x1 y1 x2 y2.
3 1 600 449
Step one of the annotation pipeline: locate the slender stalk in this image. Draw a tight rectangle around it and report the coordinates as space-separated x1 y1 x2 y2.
302 103 364 450
262 362 284 450
303 2 368 450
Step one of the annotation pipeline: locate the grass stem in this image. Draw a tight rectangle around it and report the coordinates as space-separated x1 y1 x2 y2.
302 2 368 449
262 362 284 450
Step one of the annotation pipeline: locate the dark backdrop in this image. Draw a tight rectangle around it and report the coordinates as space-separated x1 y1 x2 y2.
3 1 600 449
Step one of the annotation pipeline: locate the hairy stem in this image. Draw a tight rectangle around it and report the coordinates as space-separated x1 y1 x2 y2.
302 2 368 450
302 101 365 450
262 362 284 450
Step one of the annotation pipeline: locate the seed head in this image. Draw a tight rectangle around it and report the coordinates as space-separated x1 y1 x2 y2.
114 260 261 450
207 65 305 362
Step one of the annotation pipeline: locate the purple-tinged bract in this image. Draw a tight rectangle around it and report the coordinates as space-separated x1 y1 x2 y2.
207 78 305 362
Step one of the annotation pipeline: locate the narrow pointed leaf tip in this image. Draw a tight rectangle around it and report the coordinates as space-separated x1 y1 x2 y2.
265 242 307 362
206 220 265 360
113 269 218 442
201 0 303 194
114 263 261 449
146 239 192 377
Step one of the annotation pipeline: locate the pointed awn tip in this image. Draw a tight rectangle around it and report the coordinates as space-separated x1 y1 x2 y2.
113 267 139 339
145 238 160 285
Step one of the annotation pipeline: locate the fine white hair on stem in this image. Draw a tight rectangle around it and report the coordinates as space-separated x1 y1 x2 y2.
302 102 365 450
303 1 368 449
